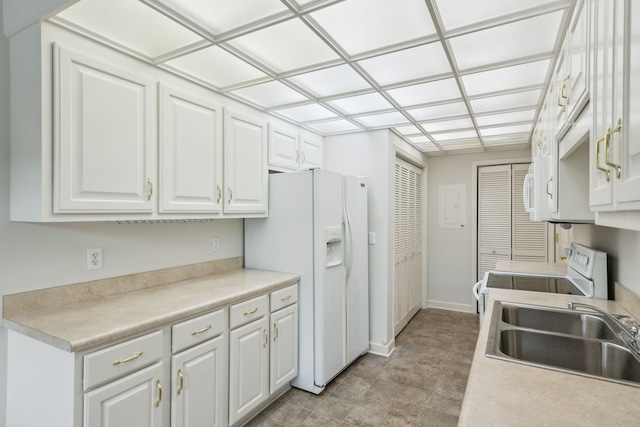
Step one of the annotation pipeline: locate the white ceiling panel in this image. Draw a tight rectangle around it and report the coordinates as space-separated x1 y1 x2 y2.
151 0 289 36
470 90 542 113
274 104 338 122
421 117 474 133
226 19 339 73
407 102 469 121
163 45 268 89
461 59 550 97
386 78 461 107
326 93 394 115
50 0 576 155
56 0 205 59
306 119 362 133
432 130 479 142
357 43 452 86
475 109 536 127
287 65 372 98
480 124 532 137
310 0 436 56
435 0 567 31
449 11 564 71
353 112 410 128
228 81 308 108
394 125 422 135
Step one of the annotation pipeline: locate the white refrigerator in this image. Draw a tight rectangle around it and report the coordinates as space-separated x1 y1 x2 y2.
244 169 369 394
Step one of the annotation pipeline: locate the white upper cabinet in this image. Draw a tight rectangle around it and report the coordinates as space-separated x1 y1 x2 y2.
590 0 640 229
267 125 323 172
224 110 268 214
159 84 223 213
54 45 156 213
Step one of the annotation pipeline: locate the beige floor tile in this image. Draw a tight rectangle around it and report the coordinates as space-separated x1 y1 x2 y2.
313 396 355 420
344 404 387 426
420 409 458 427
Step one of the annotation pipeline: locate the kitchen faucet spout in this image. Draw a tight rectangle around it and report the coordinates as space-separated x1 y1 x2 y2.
568 302 640 354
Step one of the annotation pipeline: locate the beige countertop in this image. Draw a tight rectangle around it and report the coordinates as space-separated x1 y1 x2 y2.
2 268 299 353
459 289 640 426
494 260 568 276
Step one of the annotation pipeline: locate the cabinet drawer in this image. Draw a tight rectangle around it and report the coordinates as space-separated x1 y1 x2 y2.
83 330 163 390
270 284 298 312
229 295 268 329
172 309 225 353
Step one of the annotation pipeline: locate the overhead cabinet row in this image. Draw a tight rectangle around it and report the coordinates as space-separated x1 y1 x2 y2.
9 23 322 222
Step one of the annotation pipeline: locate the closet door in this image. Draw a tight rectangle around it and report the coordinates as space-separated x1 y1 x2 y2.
394 158 423 336
478 165 512 282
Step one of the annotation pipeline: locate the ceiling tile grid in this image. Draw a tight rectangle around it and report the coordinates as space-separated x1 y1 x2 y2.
50 0 576 155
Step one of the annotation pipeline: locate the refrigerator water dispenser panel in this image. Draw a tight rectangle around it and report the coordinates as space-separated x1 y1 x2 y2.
325 226 343 268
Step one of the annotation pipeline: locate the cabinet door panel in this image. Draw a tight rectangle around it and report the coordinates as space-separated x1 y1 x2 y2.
300 134 323 170
268 125 299 172
567 0 590 122
616 0 640 206
84 362 163 427
54 45 155 212
172 335 227 427
229 317 269 426
224 111 268 214
270 304 298 394
160 85 223 212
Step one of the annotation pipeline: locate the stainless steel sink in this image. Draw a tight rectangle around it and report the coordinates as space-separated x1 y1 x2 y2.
486 301 640 387
501 304 618 340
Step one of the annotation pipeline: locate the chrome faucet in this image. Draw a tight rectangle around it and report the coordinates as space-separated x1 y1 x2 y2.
568 302 640 353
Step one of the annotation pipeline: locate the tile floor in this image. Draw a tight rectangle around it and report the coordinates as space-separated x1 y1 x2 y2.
247 308 480 427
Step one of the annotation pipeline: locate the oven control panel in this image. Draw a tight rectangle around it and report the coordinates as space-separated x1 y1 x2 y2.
566 243 608 299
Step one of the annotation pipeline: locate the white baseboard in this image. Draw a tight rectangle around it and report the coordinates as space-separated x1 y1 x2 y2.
428 299 475 313
367 339 395 357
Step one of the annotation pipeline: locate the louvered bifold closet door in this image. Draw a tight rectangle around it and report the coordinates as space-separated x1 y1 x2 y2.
394 158 423 336
512 164 548 289
477 165 512 282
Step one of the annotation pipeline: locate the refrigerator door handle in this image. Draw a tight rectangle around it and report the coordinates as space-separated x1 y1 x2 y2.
344 208 354 285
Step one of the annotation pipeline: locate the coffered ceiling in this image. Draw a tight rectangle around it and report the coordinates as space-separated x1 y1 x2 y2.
50 0 575 155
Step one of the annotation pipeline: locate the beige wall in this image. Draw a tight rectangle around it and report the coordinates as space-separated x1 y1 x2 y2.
427 148 532 311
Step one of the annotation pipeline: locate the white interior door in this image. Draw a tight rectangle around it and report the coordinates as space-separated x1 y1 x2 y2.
393 158 423 336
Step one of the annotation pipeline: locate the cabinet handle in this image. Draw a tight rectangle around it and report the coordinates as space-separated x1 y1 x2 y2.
263 329 268 348
595 133 611 182
295 150 300 162
280 295 292 302
112 351 143 365
191 324 212 335
147 178 153 201
228 186 233 204
244 308 258 316
177 369 184 396
557 74 570 110
156 380 163 407
273 323 279 341
546 177 553 198
604 117 622 180
216 185 222 204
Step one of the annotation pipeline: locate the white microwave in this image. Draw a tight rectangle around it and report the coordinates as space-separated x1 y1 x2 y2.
523 156 551 222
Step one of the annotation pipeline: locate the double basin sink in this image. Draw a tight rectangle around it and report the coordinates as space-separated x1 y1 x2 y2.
486 301 640 387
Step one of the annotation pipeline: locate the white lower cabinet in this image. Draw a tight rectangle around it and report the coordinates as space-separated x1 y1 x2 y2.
84 362 165 427
171 336 227 427
229 285 299 426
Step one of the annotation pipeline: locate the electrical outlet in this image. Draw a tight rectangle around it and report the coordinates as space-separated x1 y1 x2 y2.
212 237 220 252
87 248 103 270
368 232 376 245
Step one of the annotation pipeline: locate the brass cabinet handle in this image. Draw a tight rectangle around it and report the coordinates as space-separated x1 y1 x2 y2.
605 117 622 180
113 351 143 366
156 380 162 407
263 329 268 348
557 74 570 110
177 369 184 396
228 186 233 204
280 295 292 302
244 308 258 316
191 324 212 335
273 323 279 341
216 185 222 204
546 177 553 198
147 178 153 201
560 255 568 260
595 133 611 182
